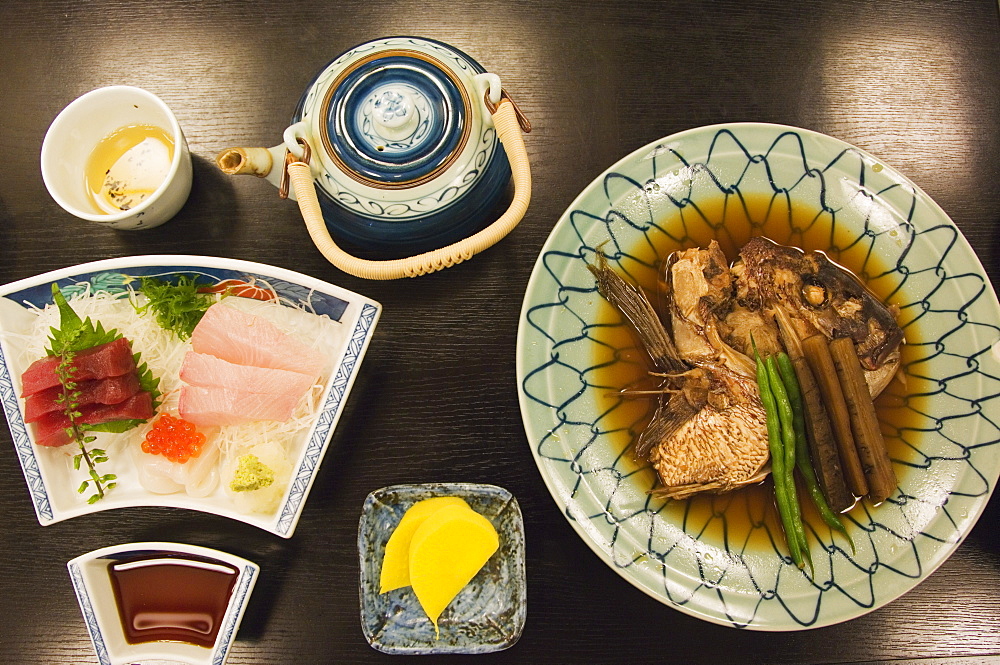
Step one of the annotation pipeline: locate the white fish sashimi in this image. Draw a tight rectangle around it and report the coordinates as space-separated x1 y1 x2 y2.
223 296 344 354
191 302 326 377
180 352 315 398
179 386 301 427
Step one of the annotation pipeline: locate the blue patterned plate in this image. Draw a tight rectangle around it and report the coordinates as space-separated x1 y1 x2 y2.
0 255 380 537
358 483 526 654
516 123 1000 629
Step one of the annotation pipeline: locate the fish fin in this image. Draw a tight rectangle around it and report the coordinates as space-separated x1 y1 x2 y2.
635 391 697 459
589 254 686 373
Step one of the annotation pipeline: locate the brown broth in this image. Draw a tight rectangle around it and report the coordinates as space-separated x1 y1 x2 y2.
108 553 240 648
592 193 931 541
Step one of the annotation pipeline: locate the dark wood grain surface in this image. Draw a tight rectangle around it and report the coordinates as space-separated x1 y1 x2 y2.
2 1 999 663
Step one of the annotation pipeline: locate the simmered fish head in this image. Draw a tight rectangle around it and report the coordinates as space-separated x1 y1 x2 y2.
590 255 771 499
737 236 903 370
662 241 761 377
648 366 770 500
664 241 733 325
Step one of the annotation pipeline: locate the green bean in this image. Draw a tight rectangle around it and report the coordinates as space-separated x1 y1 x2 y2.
755 349 803 568
777 353 854 551
766 355 810 570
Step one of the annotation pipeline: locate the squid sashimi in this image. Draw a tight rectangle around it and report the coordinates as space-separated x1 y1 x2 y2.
23 373 141 422
31 391 154 447
180 352 314 398
190 302 325 377
20 337 136 396
179 386 302 427
133 437 221 498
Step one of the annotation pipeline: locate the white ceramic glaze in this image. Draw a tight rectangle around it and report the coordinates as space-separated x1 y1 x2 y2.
67 542 258 665
40 86 192 230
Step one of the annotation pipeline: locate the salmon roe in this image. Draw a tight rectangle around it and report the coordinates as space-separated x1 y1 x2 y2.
142 414 206 463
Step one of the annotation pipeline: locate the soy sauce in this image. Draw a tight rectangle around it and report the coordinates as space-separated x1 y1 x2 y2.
108 553 239 647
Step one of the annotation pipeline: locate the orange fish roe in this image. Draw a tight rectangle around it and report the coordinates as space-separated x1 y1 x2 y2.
142 413 206 463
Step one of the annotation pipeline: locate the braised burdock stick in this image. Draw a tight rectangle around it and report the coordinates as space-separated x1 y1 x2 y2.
790 354 855 513
829 337 897 504
772 310 853 512
801 335 869 498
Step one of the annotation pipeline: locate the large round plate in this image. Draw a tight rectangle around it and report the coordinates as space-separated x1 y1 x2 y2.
515 123 1000 629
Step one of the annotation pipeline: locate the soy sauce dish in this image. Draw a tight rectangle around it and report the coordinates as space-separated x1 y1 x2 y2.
67 542 258 665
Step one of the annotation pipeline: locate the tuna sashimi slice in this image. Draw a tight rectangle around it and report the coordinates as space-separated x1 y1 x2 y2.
23 372 141 423
31 391 154 447
180 352 315 397
178 385 301 427
190 303 325 377
20 337 137 397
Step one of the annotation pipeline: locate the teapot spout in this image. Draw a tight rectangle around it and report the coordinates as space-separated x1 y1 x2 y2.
216 146 288 189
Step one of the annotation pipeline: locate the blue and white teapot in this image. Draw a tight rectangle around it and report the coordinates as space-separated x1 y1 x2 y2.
217 37 531 280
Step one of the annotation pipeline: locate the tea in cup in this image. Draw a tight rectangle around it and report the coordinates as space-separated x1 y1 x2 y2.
41 86 192 230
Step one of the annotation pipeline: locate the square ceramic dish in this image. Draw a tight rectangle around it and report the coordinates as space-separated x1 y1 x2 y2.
0 256 380 537
358 483 526 654
67 541 258 665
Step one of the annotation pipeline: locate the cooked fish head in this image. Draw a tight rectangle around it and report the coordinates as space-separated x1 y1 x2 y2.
738 236 903 370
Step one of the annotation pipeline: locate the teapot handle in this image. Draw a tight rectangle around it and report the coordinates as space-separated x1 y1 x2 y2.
287 96 531 280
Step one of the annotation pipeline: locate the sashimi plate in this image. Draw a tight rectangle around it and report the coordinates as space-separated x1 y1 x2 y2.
0 255 381 537
516 122 1000 629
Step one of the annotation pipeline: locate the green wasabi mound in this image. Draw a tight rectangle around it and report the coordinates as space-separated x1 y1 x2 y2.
229 453 275 493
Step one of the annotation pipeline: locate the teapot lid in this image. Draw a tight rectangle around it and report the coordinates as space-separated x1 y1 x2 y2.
318 49 472 188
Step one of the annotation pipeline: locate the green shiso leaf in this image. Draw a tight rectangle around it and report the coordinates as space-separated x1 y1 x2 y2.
84 418 149 434
45 283 121 356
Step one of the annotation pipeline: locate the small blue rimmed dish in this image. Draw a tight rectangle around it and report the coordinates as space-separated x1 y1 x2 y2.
67 541 258 665
358 483 526 654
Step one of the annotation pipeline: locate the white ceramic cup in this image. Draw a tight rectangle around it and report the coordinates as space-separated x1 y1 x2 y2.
41 86 192 230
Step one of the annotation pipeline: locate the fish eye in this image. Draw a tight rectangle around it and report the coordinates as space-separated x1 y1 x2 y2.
801 280 828 307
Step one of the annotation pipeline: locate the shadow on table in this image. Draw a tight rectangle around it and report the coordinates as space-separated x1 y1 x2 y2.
110 153 243 256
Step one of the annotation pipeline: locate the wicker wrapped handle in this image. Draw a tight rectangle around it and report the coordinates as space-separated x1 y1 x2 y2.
287 99 530 280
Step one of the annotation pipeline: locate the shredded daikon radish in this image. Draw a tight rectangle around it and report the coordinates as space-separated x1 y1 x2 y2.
14 283 344 513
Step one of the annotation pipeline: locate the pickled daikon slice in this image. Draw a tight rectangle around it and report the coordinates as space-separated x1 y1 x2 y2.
379 496 469 594
408 503 500 636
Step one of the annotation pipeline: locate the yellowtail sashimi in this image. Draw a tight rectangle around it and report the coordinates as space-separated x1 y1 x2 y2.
179 385 302 427
191 302 325 377
180 351 315 398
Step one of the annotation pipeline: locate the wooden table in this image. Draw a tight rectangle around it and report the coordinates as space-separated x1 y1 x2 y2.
1 1 999 663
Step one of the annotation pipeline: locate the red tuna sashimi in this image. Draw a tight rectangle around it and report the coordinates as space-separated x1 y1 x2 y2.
31 391 154 447
190 303 325 377
23 372 141 423
178 385 301 427
20 338 136 397
180 352 315 397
